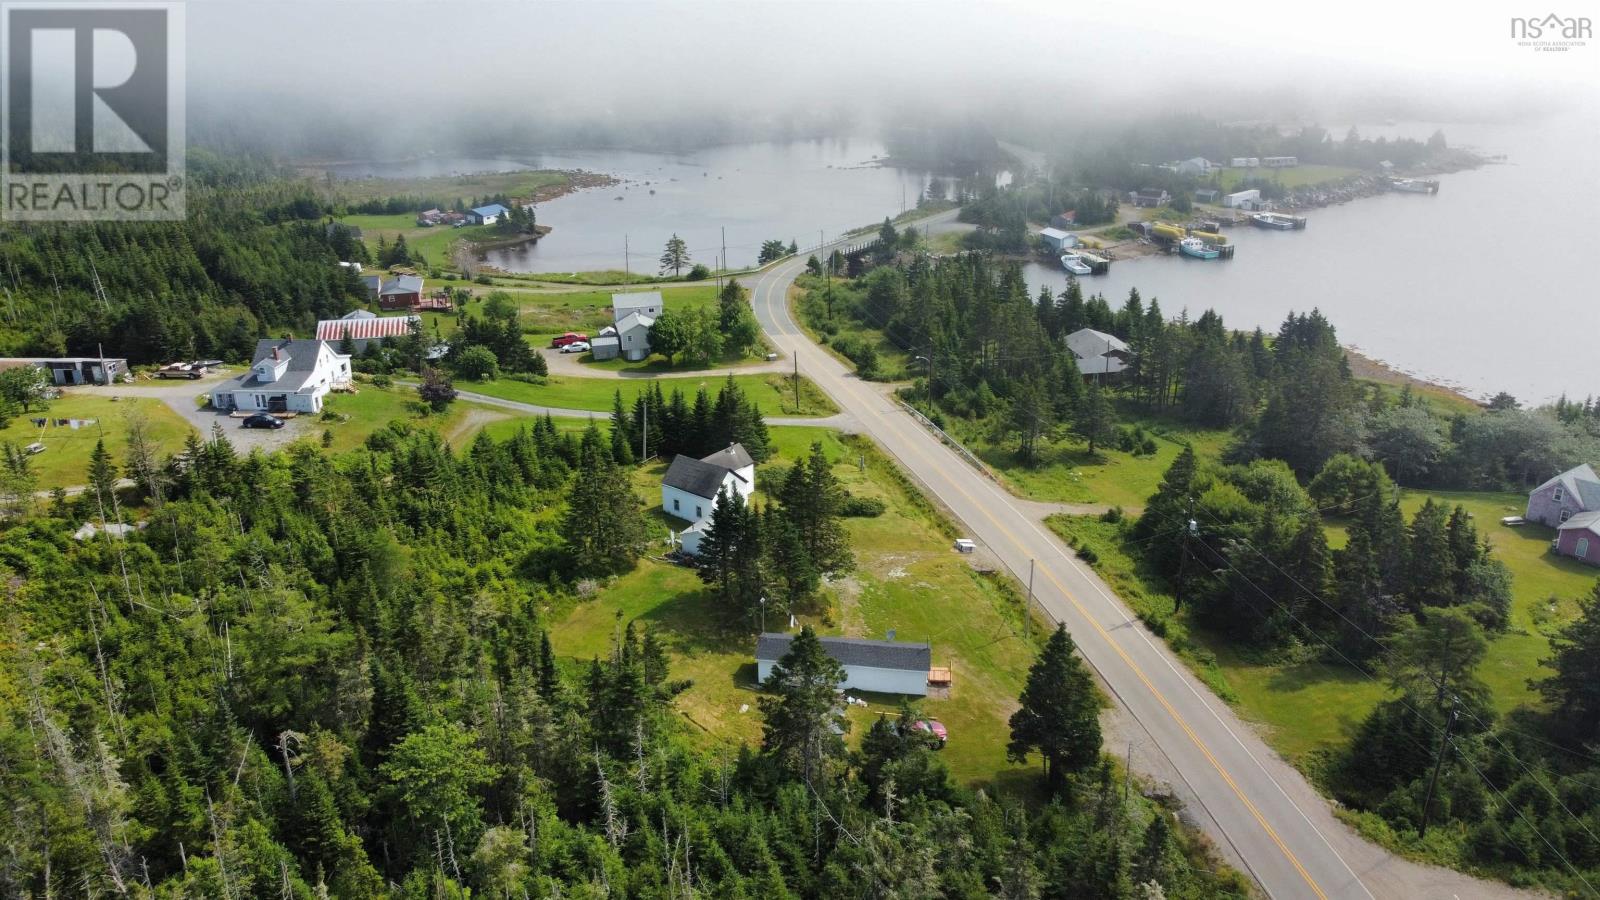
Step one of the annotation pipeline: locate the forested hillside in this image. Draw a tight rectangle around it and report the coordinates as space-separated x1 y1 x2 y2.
0 403 1244 897
0 151 369 365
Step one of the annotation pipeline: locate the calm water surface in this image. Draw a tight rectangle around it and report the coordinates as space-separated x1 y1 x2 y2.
1025 113 1598 404
471 141 931 274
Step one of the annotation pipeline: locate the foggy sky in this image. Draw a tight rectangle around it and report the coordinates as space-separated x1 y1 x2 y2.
183 0 1597 158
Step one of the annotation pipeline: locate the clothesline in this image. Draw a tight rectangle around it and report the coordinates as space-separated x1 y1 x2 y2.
29 418 98 430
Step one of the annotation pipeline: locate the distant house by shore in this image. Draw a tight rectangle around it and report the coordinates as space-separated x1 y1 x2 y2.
470 203 510 225
1129 188 1170 208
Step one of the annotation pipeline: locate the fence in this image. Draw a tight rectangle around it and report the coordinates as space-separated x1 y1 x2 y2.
895 399 999 483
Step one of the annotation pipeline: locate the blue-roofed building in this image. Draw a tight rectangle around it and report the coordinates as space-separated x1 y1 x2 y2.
471 203 510 225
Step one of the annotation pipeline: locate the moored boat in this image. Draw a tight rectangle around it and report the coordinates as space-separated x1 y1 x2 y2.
1060 254 1092 276
1178 238 1221 260
1250 213 1306 230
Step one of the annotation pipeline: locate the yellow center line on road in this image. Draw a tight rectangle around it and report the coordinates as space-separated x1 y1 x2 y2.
756 259 1335 900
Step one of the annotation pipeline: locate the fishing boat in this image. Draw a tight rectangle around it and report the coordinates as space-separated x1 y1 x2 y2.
1251 213 1306 230
1178 238 1221 260
1389 178 1440 195
1060 254 1092 276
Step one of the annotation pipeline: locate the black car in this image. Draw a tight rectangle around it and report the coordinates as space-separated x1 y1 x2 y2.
241 413 286 429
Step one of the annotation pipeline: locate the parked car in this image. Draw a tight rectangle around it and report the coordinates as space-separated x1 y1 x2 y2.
156 362 206 379
953 538 976 553
241 413 285 429
561 341 591 354
908 719 948 747
551 332 588 348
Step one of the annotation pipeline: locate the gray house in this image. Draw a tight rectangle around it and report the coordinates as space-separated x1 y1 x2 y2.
612 291 663 320
756 633 931 696
616 311 655 361
1064 328 1130 378
1527 464 1600 528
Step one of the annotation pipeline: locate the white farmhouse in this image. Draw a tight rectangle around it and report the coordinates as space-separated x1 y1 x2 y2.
662 443 756 554
615 311 656 362
211 339 352 414
756 633 932 696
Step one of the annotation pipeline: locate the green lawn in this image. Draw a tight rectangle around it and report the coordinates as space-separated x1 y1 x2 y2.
1048 485 1600 769
1214 164 1362 192
465 372 837 418
951 412 1234 511
339 214 504 271
0 394 194 491
552 428 1045 786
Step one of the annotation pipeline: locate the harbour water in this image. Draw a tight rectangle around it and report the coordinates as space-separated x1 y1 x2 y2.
1024 112 1599 404
461 141 932 275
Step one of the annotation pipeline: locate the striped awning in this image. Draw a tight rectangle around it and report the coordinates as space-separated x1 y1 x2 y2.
315 315 419 342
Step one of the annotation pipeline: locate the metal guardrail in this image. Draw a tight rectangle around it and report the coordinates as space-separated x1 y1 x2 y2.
895 399 999 483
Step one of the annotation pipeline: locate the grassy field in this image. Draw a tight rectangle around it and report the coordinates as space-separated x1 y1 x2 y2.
465 372 837 418
1048 484 1600 769
951 411 1234 511
0 395 194 491
1214 164 1362 192
551 427 1046 786
324 170 570 207
338 214 504 271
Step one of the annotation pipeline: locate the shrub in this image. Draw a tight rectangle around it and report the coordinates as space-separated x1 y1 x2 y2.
1100 506 1124 524
840 495 887 518
686 263 710 281
474 274 492 285
371 374 393 389
1076 544 1099 565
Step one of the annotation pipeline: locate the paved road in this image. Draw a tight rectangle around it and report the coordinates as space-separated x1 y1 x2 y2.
740 214 1528 900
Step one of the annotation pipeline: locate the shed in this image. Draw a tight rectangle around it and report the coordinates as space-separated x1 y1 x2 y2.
756 633 932 696
471 203 510 225
1194 188 1220 204
1050 211 1077 230
1039 228 1079 252
590 335 621 360
1223 189 1261 209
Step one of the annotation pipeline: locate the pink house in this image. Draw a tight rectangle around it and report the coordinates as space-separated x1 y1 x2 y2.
1527 464 1600 566
1526 464 1600 527
1557 513 1600 568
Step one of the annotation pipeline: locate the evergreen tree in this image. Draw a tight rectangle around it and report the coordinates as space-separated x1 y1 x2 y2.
776 442 852 574
1008 625 1102 796
1074 380 1117 455
1536 581 1600 743
760 625 848 784
659 233 691 276
562 425 644 576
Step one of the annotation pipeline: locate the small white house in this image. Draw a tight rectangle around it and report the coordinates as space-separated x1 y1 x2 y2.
1230 157 1260 168
1223 189 1261 209
470 203 510 225
1176 157 1214 177
611 291 663 320
616 311 655 362
211 339 351 414
756 633 932 696
1261 156 1298 168
663 443 756 554
1065 328 1130 377
1039 228 1079 253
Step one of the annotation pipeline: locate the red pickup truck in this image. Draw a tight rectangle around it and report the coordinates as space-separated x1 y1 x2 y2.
551 332 588 348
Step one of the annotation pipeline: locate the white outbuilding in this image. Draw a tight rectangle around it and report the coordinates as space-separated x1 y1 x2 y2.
756 633 932 696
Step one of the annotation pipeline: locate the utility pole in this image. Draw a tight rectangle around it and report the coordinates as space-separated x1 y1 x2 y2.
641 395 648 462
1026 558 1035 640
721 226 727 290
792 355 800 413
1418 702 1460 838
624 234 630 280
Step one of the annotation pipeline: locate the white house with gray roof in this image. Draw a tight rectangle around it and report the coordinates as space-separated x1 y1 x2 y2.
210 339 352 414
612 291 663 320
756 632 932 696
662 443 756 555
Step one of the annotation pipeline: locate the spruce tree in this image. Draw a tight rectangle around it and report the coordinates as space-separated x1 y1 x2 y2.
760 625 847 783
1008 624 1102 796
563 425 644 576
